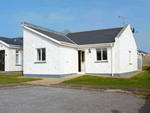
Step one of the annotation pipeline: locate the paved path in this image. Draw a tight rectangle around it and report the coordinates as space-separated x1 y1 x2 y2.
19 74 83 85
0 86 149 113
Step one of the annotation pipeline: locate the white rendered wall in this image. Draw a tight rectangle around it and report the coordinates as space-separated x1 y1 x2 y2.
9 49 23 72
60 46 78 74
85 47 113 74
113 38 120 74
23 28 61 75
119 25 137 73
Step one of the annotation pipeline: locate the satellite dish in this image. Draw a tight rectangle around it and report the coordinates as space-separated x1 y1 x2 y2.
132 28 135 33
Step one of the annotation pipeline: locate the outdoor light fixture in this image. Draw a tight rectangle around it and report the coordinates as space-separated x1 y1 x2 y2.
89 48 91 53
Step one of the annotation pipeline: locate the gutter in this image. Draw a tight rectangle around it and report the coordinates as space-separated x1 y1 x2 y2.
78 42 114 49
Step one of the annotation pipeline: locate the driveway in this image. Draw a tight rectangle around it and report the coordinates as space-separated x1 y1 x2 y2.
0 86 149 113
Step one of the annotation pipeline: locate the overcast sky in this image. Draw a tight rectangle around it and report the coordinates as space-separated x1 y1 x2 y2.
0 0 149 53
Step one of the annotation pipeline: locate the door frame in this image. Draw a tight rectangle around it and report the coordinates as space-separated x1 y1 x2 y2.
78 50 85 74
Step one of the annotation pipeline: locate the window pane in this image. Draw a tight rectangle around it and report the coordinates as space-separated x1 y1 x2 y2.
16 55 18 64
103 48 107 60
37 49 41 61
42 48 46 61
97 50 101 60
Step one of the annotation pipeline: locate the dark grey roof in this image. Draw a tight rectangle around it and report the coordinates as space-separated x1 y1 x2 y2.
0 37 23 46
66 27 123 45
28 26 74 44
138 50 149 54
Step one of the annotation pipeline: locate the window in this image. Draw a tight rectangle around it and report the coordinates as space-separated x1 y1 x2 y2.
96 48 107 61
37 48 46 61
16 50 19 64
129 51 132 64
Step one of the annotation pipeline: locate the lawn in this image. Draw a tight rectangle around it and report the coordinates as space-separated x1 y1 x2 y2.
0 74 42 84
62 66 150 89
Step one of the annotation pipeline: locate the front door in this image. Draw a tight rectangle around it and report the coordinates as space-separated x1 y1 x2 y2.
0 50 5 71
78 50 85 73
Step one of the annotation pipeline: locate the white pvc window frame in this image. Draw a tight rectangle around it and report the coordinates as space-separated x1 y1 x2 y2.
96 48 108 61
37 48 46 62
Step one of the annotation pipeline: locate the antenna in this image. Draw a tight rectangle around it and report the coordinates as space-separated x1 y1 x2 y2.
118 16 130 26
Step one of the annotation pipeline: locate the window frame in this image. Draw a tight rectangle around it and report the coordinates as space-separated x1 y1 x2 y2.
96 48 108 61
129 51 132 65
36 48 46 62
16 50 19 64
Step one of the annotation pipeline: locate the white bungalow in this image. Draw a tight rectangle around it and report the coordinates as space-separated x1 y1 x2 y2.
21 22 138 78
0 37 23 73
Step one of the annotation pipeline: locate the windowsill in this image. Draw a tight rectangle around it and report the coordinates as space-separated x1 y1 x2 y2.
129 63 132 65
15 64 22 66
94 60 108 63
34 61 46 64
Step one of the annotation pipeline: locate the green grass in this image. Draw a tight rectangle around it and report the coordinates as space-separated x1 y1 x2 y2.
62 66 150 89
0 74 42 84
142 65 150 71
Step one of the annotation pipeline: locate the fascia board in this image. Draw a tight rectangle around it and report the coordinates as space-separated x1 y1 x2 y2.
115 24 129 39
0 40 10 48
0 40 23 49
9 45 23 49
60 41 78 48
24 26 61 45
77 43 114 49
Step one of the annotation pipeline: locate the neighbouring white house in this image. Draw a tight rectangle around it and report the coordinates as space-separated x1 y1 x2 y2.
21 22 139 78
137 50 149 56
0 37 23 73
